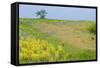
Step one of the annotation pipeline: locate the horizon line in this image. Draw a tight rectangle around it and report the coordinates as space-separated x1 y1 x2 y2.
19 17 96 21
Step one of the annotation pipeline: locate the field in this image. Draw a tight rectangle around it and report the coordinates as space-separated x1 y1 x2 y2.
19 18 96 64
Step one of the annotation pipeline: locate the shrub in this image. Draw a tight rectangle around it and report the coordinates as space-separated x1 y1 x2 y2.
88 23 96 34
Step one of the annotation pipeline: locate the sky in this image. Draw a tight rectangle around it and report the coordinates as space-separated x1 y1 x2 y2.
19 4 96 21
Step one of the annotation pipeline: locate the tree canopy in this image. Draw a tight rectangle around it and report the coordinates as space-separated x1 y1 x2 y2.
36 9 47 19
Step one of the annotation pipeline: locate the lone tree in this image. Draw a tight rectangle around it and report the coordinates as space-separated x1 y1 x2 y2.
36 9 47 19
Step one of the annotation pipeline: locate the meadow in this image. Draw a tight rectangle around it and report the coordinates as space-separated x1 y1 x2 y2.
19 18 96 64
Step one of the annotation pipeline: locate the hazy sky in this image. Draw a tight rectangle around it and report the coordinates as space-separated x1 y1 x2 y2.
19 4 96 21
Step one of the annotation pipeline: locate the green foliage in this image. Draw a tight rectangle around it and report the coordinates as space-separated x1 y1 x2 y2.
36 9 47 19
88 23 96 34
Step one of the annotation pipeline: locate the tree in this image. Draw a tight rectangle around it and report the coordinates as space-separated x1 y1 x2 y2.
36 9 47 19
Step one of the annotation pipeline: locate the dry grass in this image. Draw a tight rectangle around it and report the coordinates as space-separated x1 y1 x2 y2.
32 22 96 50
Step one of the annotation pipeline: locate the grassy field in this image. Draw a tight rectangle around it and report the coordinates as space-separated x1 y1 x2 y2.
19 18 96 64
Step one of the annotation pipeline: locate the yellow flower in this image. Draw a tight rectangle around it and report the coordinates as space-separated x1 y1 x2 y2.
19 38 67 63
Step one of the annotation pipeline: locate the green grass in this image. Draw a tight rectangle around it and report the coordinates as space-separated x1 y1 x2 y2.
19 18 96 64
20 18 65 24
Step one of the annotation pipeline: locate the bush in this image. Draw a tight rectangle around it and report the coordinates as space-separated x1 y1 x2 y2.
88 23 96 34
